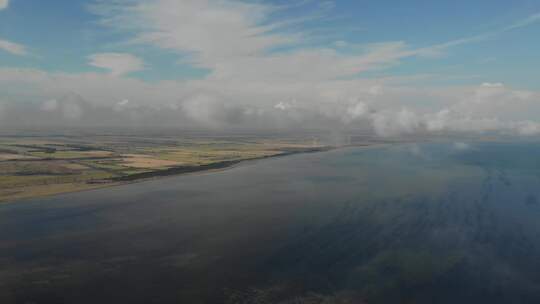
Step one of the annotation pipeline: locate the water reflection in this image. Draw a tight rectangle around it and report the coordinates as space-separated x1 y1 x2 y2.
1 142 540 303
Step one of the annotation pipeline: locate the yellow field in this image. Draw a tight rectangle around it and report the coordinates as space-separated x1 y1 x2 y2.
0 153 38 161
120 154 181 169
29 150 114 159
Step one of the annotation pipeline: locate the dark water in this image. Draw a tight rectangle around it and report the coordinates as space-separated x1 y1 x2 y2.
2 142 540 303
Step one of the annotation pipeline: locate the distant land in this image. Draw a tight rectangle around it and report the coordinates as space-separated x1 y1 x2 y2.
0 131 390 203
3 127 521 203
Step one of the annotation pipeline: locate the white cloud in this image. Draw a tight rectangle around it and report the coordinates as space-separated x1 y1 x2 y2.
89 0 537 87
343 102 369 123
1 1 540 136
274 101 293 111
505 12 540 31
415 12 540 59
181 94 225 128
0 39 27 56
91 0 292 69
114 99 130 112
118 99 129 106
88 53 144 77
88 0 538 86
41 99 58 112
0 0 8 10
90 0 431 82
371 108 421 137
1 67 540 136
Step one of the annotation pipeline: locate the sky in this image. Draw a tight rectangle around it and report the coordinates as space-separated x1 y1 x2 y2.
0 0 539 136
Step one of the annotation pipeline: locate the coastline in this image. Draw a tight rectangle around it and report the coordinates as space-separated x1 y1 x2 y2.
108 146 334 182
0 145 339 204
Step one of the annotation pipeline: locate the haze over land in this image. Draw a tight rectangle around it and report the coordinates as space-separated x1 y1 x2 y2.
0 0 539 137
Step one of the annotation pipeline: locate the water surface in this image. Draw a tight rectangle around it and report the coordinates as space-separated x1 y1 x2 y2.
1 142 540 303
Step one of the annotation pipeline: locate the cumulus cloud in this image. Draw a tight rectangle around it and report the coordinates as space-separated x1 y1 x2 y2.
0 1 539 138
181 95 220 126
0 0 8 10
88 53 144 77
343 102 369 123
0 39 27 56
371 108 421 137
114 99 130 112
428 83 540 133
275 101 293 111
1 65 539 137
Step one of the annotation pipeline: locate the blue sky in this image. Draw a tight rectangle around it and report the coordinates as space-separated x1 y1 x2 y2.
1 0 539 87
0 0 539 135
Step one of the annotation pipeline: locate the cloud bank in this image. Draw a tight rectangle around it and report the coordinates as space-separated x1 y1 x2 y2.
1 66 538 136
0 0 539 138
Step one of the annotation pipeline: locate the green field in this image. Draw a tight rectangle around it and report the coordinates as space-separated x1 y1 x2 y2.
0 134 329 202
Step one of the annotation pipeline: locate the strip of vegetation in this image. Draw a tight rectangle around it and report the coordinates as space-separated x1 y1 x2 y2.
110 147 331 182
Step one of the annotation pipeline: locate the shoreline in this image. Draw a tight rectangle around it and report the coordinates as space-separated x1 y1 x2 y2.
107 146 334 182
0 145 342 205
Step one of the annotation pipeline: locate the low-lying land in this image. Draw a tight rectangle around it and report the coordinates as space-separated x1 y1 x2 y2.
0 134 336 202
